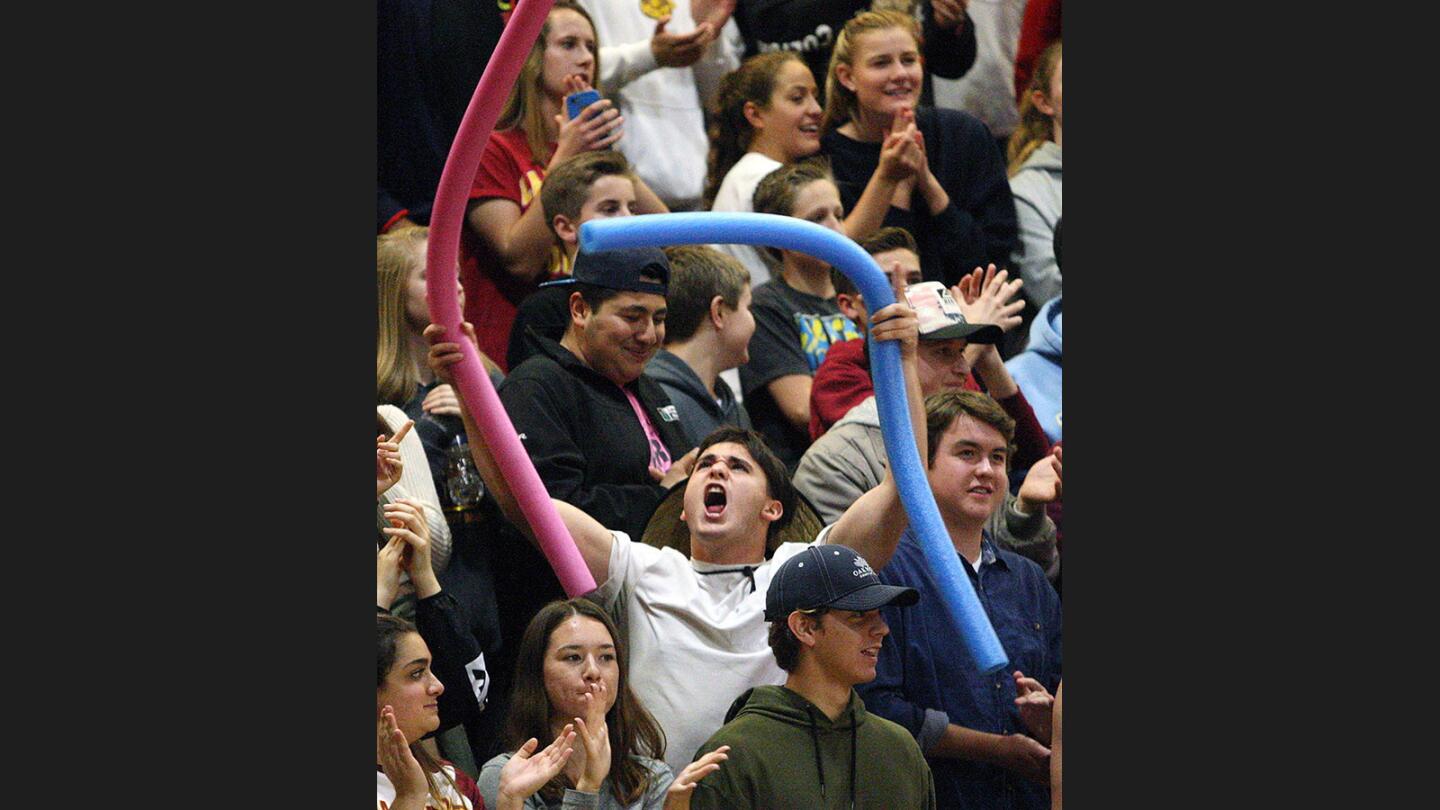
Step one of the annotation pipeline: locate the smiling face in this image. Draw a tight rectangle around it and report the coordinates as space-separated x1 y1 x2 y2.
682 441 781 547
542 614 620 724
750 59 824 162
570 291 667 385
541 8 597 98
927 413 1008 527
804 609 891 686
554 174 638 250
376 632 445 742
837 27 922 123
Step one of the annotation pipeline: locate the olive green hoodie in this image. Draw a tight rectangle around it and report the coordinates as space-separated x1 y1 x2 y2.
689 685 936 810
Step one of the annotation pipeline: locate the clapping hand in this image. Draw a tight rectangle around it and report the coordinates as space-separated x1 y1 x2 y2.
664 746 731 810
497 725 577 809
953 264 1024 334
378 705 428 810
572 681 612 794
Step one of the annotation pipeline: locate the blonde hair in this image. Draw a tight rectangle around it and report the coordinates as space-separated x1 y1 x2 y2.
377 226 428 406
496 1 601 164
821 9 921 134
1007 41 1062 176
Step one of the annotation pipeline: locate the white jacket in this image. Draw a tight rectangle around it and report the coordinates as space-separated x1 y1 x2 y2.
581 0 742 210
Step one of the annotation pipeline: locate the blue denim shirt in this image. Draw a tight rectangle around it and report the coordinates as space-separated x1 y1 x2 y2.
858 527 1062 809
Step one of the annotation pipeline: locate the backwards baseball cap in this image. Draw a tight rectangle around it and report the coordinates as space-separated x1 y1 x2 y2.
539 247 669 296
903 281 1002 344
764 545 919 622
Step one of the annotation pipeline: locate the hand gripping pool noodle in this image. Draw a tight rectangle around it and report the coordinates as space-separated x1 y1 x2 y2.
422 0 597 597
582 213 1009 674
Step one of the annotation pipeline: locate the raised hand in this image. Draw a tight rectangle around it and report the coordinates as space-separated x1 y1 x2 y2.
691 0 736 31
867 259 920 359
552 96 624 166
377 534 407 611
498 725 577 809
653 446 700 489
383 498 439 598
378 705 428 810
878 109 923 184
1016 447 1062 513
424 322 479 387
1012 671 1055 744
377 420 412 497
664 746 731 810
932 0 968 30
651 17 714 68
952 264 1024 333
572 681 613 794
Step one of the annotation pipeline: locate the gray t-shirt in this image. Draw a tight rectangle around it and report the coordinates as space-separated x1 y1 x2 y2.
737 277 858 466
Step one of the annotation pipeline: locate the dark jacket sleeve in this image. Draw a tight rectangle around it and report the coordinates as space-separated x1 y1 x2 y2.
500 373 667 539
413 591 489 730
922 4 977 80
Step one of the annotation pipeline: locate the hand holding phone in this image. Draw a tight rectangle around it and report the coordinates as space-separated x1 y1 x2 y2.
565 88 601 120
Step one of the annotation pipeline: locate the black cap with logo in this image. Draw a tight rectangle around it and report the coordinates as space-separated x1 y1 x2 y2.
764 545 919 622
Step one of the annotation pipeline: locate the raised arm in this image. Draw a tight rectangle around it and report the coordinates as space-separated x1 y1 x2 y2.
424 323 617 584
823 264 922 569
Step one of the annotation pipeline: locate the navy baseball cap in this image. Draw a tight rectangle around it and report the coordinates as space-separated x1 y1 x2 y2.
539 247 669 296
764 545 919 622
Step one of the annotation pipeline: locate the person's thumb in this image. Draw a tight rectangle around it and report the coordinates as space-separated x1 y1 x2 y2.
654 16 670 36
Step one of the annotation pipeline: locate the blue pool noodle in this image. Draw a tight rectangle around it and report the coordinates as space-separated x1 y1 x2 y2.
582 213 1009 674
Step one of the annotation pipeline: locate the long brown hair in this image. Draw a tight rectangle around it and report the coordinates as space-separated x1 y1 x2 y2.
377 613 458 805
377 226 428 406
1007 41 1062 176
820 9 921 134
703 50 806 208
495 1 601 164
504 599 665 804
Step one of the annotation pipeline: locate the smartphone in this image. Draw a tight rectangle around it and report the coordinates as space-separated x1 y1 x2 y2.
565 88 601 120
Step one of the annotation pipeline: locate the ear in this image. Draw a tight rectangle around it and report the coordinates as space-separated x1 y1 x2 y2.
1032 89 1056 118
759 497 783 525
553 213 579 246
708 295 728 330
835 62 856 93
742 100 765 130
787 611 820 647
835 292 864 323
568 291 590 330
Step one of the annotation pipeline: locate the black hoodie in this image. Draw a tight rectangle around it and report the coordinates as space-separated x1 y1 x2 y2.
690 685 936 809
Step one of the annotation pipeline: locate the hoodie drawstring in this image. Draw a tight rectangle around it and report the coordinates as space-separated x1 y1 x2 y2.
695 565 756 593
809 713 827 801
807 703 859 809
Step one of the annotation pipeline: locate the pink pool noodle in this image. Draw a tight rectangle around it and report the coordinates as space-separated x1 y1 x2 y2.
423 0 595 596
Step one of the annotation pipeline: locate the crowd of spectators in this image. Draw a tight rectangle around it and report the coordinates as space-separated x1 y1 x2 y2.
378 3 1063 808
